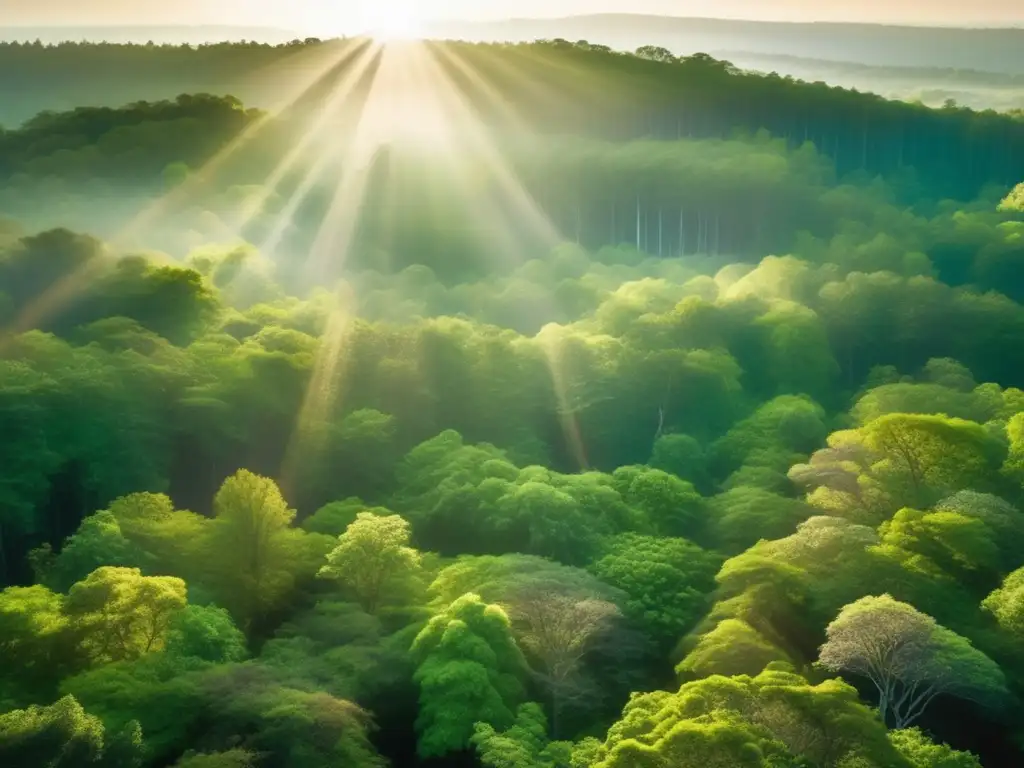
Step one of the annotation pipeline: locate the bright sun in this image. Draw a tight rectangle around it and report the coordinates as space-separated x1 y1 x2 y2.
358 0 423 41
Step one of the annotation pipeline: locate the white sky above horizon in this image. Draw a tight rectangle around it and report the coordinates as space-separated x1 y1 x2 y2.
2 0 1022 32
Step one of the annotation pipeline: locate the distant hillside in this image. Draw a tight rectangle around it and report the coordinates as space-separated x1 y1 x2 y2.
421 15 1024 74
0 25 303 45
5 17 1022 74
719 51 1024 111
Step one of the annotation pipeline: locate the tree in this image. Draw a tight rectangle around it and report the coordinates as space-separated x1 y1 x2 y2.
982 566 1024 635
505 587 621 738
648 433 710 490
35 511 141 592
818 595 1006 728
588 533 719 646
793 415 1004 521
428 553 625 610
997 182 1023 214
0 584 77 702
411 593 527 758
708 487 813 554
878 506 1001 593
203 470 312 630
60 654 203 763
65 566 187 663
676 618 790 679
635 46 676 63
302 499 385 537
610 466 704 538
104 493 209 583
0 695 104 767
471 702 571 768
164 604 247 663
318 512 421 613
889 728 982 768
589 666 912 768
860 413 1002 509
194 666 387 768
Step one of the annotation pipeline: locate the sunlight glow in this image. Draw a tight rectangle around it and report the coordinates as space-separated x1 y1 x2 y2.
273 36 594 480
358 0 424 41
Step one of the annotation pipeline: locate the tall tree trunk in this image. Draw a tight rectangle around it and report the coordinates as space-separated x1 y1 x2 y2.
678 208 685 256
0 521 7 587
635 196 641 251
658 208 664 256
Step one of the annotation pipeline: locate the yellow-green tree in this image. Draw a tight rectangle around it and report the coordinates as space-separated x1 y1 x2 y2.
65 566 187 663
318 512 422 613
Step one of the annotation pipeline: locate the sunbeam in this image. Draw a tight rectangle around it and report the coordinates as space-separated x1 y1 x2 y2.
223 42 385 240
114 38 374 249
0 39 374 344
278 283 356 501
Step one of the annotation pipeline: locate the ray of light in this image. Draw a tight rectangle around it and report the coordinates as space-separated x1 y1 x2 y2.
424 43 599 470
0 39 373 345
435 42 582 126
399 42 592 471
425 49 563 246
430 42 539 136
223 42 384 240
278 284 356 501
276 42 415 489
537 327 591 471
112 38 374 249
254 45 392 261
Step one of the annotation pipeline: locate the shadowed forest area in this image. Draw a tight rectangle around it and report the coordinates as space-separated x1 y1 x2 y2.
2 34 1024 768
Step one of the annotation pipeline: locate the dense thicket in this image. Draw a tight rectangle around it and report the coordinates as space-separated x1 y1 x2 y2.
3 37 1024 768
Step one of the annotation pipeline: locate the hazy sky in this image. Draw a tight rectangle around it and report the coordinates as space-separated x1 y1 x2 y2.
2 0 1022 30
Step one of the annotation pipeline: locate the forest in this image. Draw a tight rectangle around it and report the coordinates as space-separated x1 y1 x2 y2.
2 34 1024 768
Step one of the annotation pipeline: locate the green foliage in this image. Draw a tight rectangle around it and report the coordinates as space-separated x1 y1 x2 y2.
60 655 204 762
65 567 187 664
37 512 142 593
194 664 386 768
819 594 1007 728
301 498 380 537
472 702 572 768
589 533 719 646
4 37 1024 768
202 470 319 630
610 466 705 538
0 695 105 767
889 728 982 768
0 584 77 702
708 487 814 554
983 566 1024 635
172 750 257 768
411 593 527 758
164 605 247 663
591 665 903 767
999 182 1024 214
676 618 791 679
318 512 422 613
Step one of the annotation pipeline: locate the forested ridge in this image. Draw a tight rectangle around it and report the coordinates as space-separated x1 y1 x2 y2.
1 37 1022 199
3 35 1024 768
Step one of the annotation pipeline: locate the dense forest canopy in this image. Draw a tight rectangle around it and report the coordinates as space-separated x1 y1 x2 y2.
2 31 1024 768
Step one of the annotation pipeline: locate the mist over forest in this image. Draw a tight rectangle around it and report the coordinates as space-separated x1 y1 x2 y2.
1 15 1021 122
2 21 1024 768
